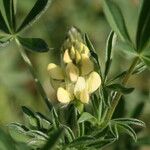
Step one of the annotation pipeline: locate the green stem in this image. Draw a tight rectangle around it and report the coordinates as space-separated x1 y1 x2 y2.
15 38 53 111
101 57 139 128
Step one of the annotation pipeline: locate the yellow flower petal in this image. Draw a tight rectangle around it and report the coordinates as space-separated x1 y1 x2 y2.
80 88 89 104
81 54 94 76
47 63 64 80
57 87 72 103
86 71 101 93
63 49 72 63
74 77 86 99
82 44 90 56
66 63 79 82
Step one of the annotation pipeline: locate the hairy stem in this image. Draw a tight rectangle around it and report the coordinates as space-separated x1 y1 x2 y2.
15 38 53 111
101 57 139 128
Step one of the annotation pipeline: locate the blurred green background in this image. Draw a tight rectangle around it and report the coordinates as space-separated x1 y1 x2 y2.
0 0 149 149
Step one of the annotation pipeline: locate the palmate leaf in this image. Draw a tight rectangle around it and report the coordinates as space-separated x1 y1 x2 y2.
67 136 95 148
87 138 116 149
136 0 150 50
26 130 48 148
118 123 137 141
26 130 48 140
8 123 30 143
62 125 75 142
18 37 49 52
111 118 145 142
41 128 63 150
17 0 52 32
3 0 16 31
109 124 119 139
22 106 39 128
35 112 51 130
116 39 136 55
78 112 97 125
113 118 146 128
0 10 10 33
102 0 131 43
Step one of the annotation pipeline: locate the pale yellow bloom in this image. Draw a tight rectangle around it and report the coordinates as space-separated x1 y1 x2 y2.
47 30 101 104
57 87 72 103
86 71 101 93
66 63 79 82
74 77 89 103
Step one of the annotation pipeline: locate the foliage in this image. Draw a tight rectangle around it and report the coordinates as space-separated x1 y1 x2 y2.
0 0 149 150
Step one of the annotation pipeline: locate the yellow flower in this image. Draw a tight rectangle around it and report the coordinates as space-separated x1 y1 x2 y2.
66 63 79 82
47 28 101 104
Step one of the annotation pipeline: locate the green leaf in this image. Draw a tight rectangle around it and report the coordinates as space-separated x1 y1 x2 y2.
0 36 13 48
109 124 119 139
104 31 115 80
68 136 95 148
103 0 131 43
92 127 109 138
35 112 51 130
106 84 134 94
41 128 63 150
78 112 97 124
62 125 75 142
22 106 39 127
118 123 137 141
113 118 146 128
18 37 49 52
8 123 30 143
3 0 16 31
136 0 150 50
116 39 136 54
27 138 47 149
26 130 48 149
26 130 48 140
17 0 52 32
0 10 10 33
51 107 59 128
85 33 102 75
87 138 116 149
